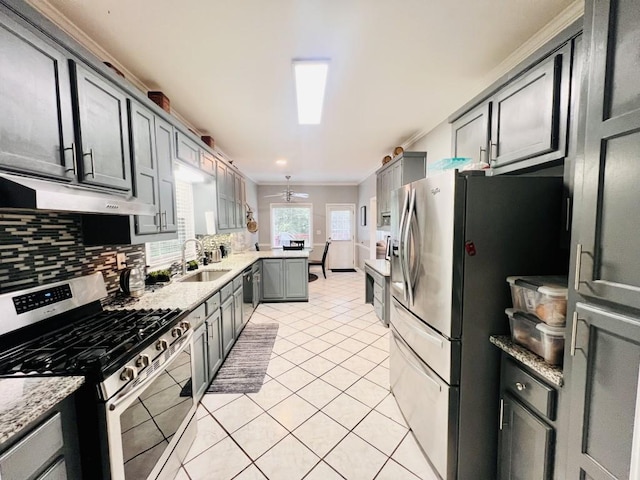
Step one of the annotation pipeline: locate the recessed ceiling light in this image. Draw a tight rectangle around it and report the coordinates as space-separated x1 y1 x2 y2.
275 159 287 166
293 59 329 125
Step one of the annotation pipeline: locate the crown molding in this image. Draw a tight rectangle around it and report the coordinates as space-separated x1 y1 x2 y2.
405 0 584 150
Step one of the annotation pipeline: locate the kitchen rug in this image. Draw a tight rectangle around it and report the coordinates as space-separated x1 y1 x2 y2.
206 323 279 394
330 268 357 273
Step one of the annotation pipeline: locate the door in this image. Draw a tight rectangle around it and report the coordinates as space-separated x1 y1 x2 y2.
567 303 640 479
326 204 355 270
70 61 132 191
0 13 74 180
129 101 159 235
499 394 554 480
490 49 564 168
573 0 640 311
206 308 222 380
261 259 284 300
155 116 177 232
451 101 491 164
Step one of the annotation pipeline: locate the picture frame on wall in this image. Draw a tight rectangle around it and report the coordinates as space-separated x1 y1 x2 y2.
361 206 367 226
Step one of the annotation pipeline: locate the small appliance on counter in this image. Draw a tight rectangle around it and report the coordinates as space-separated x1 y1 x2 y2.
219 245 228 258
207 249 222 263
119 266 145 297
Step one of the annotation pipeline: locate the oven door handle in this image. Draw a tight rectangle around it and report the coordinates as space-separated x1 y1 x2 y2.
106 331 193 413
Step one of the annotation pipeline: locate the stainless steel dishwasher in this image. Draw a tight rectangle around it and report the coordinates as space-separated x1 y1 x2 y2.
242 266 254 326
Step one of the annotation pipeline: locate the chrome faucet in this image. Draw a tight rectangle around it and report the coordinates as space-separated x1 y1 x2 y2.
181 239 204 275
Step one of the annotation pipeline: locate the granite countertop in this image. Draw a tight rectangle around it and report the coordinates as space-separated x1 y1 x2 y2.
364 259 390 277
490 335 564 387
0 376 85 445
106 250 309 311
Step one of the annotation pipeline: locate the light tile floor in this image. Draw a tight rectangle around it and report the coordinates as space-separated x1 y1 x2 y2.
177 270 438 480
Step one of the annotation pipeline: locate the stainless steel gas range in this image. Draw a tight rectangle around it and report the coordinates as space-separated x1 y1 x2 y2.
0 273 197 480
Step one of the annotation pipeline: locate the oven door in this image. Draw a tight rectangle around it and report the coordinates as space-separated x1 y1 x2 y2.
104 334 195 480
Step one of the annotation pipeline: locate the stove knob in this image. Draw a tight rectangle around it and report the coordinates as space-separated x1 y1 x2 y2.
171 326 184 338
156 339 169 351
120 366 138 381
135 354 150 368
180 320 191 331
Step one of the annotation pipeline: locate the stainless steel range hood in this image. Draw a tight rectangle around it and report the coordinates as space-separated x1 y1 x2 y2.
0 173 156 216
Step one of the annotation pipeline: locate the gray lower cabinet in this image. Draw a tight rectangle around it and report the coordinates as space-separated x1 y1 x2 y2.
69 61 132 192
191 323 208 401
498 356 558 480
261 259 308 302
206 305 223 380
233 284 243 336
0 8 74 180
220 285 235 356
0 395 81 480
566 303 640 479
364 264 389 326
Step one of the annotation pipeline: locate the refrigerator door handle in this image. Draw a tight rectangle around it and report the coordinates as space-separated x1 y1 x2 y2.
398 188 411 303
405 188 420 307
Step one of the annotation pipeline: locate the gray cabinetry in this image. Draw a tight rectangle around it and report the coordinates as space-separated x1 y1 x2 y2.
175 130 200 168
192 323 208 401
70 61 132 192
498 357 558 479
376 152 426 228
364 264 389 326
261 258 309 302
490 44 570 171
0 10 74 180
220 293 235 357
0 395 81 480
216 161 230 230
205 296 223 381
566 303 640 479
233 283 243 336
451 101 491 164
129 101 177 236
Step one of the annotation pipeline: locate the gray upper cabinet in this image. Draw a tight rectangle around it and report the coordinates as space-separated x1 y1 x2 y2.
0 11 75 180
70 61 132 192
490 46 569 170
451 101 491 164
566 303 640 479
216 161 230 230
226 165 236 228
215 159 245 232
573 0 640 311
175 130 200 168
200 149 215 174
130 102 177 235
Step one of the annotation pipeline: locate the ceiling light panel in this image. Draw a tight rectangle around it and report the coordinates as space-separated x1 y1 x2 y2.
293 59 329 125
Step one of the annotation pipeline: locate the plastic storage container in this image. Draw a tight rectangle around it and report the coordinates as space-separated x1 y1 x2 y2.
506 308 565 365
507 275 568 325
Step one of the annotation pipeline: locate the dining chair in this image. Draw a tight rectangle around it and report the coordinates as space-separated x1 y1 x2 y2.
309 241 330 279
282 244 304 250
289 240 305 247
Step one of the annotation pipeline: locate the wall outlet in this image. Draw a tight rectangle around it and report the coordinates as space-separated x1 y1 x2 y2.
116 253 127 270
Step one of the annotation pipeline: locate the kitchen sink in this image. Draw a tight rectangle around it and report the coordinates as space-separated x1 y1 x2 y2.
180 270 231 282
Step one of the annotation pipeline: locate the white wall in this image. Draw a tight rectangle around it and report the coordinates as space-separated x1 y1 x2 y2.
407 120 452 165
256 184 358 262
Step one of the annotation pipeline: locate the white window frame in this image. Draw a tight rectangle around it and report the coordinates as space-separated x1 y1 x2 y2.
145 180 197 269
270 203 313 248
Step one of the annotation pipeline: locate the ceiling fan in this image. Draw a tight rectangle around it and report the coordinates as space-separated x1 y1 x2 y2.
264 175 309 202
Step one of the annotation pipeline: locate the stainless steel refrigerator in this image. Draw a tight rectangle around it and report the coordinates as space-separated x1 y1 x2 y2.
389 170 564 479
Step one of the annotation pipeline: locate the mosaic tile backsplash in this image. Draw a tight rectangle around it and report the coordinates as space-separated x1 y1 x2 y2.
0 212 145 295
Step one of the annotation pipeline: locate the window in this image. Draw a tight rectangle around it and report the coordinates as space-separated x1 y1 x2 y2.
270 203 312 247
145 180 196 267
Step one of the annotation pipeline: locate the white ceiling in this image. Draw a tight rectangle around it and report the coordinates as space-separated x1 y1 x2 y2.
39 0 576 184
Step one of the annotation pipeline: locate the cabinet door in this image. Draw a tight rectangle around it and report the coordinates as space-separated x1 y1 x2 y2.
175 131 200 167
129 101 159 234
490 48 566 169
200 150 215 174
226 167 236 228
391 162 402 192
206 308 222 380
566 303 640 479
233 288 243 336
573 0 640 311
284 259 308 300
381 170 390 213
155 116 177 233
376 174 383 227
70 62 132 191
221 296 235 356
451 101 491 164
499 394 554 480
216 161 230 230
192 324 208 400
236 176 245 228
261 259 284 299
0 13 74 180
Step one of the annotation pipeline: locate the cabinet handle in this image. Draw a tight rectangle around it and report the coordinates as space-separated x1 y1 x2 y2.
479 146 486 164
162 211 167 230
83 149 95 178
565 197 571 231
155 212 161 231
570 311 579 356
499 398 505 430
515 382 526 391
64 143 77 174
490 142 498 163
